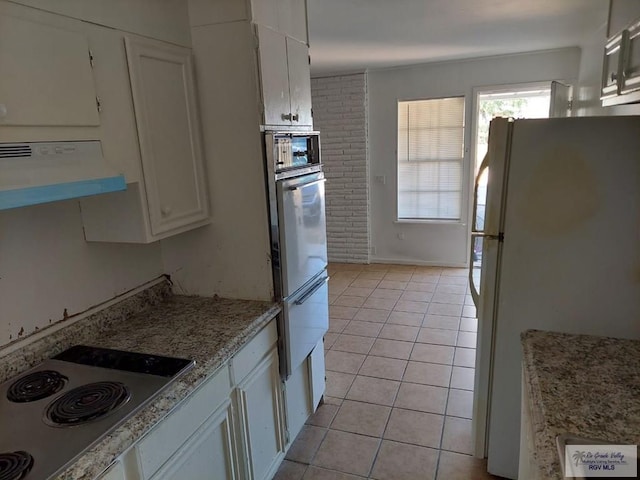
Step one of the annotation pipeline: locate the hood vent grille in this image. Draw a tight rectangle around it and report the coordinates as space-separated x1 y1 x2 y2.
0 144 32 158
0 140 126 210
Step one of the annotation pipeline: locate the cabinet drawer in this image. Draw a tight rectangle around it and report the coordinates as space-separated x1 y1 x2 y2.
136 364 231 479
231 320 278 383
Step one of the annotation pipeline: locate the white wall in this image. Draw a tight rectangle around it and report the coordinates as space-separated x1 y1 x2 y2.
311 74 370 263
8 0 192 46
159 18 274 301
368 48 581 266
0 200 163 346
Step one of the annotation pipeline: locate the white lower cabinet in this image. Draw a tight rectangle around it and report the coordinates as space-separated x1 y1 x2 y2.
97 460 126 480
95 319 291 480
235 349 285 480
518 368 541 480
150 400 238 480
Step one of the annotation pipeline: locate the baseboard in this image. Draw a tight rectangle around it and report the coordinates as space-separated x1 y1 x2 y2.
370 257 467 268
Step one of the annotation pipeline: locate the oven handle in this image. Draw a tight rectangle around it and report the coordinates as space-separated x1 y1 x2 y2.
287 178 326 191
294 276 330 305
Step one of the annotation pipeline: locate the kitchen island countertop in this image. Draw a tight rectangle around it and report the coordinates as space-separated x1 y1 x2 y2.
521 329 640 479
0 281 280 480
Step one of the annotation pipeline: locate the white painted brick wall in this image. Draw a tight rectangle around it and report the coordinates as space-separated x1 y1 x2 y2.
311 73 370 263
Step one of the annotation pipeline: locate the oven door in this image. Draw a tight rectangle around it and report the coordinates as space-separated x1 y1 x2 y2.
276 171 328 297
281 274 329 378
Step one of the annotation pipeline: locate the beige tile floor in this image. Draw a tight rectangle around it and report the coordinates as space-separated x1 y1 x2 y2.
274 263 504 480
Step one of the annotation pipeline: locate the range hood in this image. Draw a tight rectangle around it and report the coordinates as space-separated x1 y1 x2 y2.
0 140 126 210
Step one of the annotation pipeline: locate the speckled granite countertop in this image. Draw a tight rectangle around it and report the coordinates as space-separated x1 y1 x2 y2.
0 281 280 480
521 330 640 479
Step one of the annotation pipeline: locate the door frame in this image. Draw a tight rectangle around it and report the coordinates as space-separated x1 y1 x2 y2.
466 81 553 267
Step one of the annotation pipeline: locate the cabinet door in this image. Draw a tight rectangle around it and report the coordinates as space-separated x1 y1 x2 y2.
622 19 640 94
151 401 239 480
257 25 292 127
286 37 313 127
125 36 209 237
236 349 285 480
601 32 625 99
97 461 126 480
0 8 99 127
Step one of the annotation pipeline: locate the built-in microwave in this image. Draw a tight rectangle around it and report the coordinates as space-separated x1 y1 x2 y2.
265 131 321 176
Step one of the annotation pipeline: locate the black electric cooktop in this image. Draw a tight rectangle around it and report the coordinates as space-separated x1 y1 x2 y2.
0 345 195 480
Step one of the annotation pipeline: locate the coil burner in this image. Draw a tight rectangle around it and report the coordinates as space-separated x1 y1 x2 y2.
6 371 66 403
0 451 34 480
45 381 130 426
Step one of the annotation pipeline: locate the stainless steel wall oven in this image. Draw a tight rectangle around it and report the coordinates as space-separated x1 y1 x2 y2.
264 131 328 379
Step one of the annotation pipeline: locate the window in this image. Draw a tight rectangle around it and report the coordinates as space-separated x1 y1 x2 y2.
397 97 465 221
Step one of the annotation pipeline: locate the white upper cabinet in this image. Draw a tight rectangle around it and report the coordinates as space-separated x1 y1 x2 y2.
81 34 210 243
257 25 312 128
621 20 640 95
602 0 640 105
258 25 293 127
124 36 209 237
0 13 98 127
286 36 313 127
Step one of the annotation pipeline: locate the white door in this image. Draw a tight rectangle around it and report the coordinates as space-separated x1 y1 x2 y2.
277 172 328 297
549 81 573 117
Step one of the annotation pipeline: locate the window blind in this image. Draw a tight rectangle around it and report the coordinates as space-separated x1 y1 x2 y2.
397 97 465 220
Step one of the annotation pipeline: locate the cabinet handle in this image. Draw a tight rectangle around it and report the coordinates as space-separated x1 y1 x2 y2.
292 114 299 122
160 205 172 217
287 178 326 191
281 113 292 121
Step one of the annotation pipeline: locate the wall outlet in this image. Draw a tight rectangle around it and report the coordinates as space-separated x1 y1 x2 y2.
397 232 405 240
375 175 386 184
371 246 377 255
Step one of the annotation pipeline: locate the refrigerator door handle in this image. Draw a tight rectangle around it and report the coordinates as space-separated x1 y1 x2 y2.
469 232 482 307
287 178 326 191
471 152 490 233
469 152 491 307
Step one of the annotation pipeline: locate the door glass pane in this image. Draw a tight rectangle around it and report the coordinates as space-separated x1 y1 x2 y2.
474 167 488 232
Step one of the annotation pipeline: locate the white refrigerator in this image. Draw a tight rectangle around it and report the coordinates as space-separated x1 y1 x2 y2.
469 116 640 479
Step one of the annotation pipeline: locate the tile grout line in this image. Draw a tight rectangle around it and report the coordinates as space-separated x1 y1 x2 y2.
316 266 477 480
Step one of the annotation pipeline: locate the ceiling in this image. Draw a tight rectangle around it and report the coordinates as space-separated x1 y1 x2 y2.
307 0 608 76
